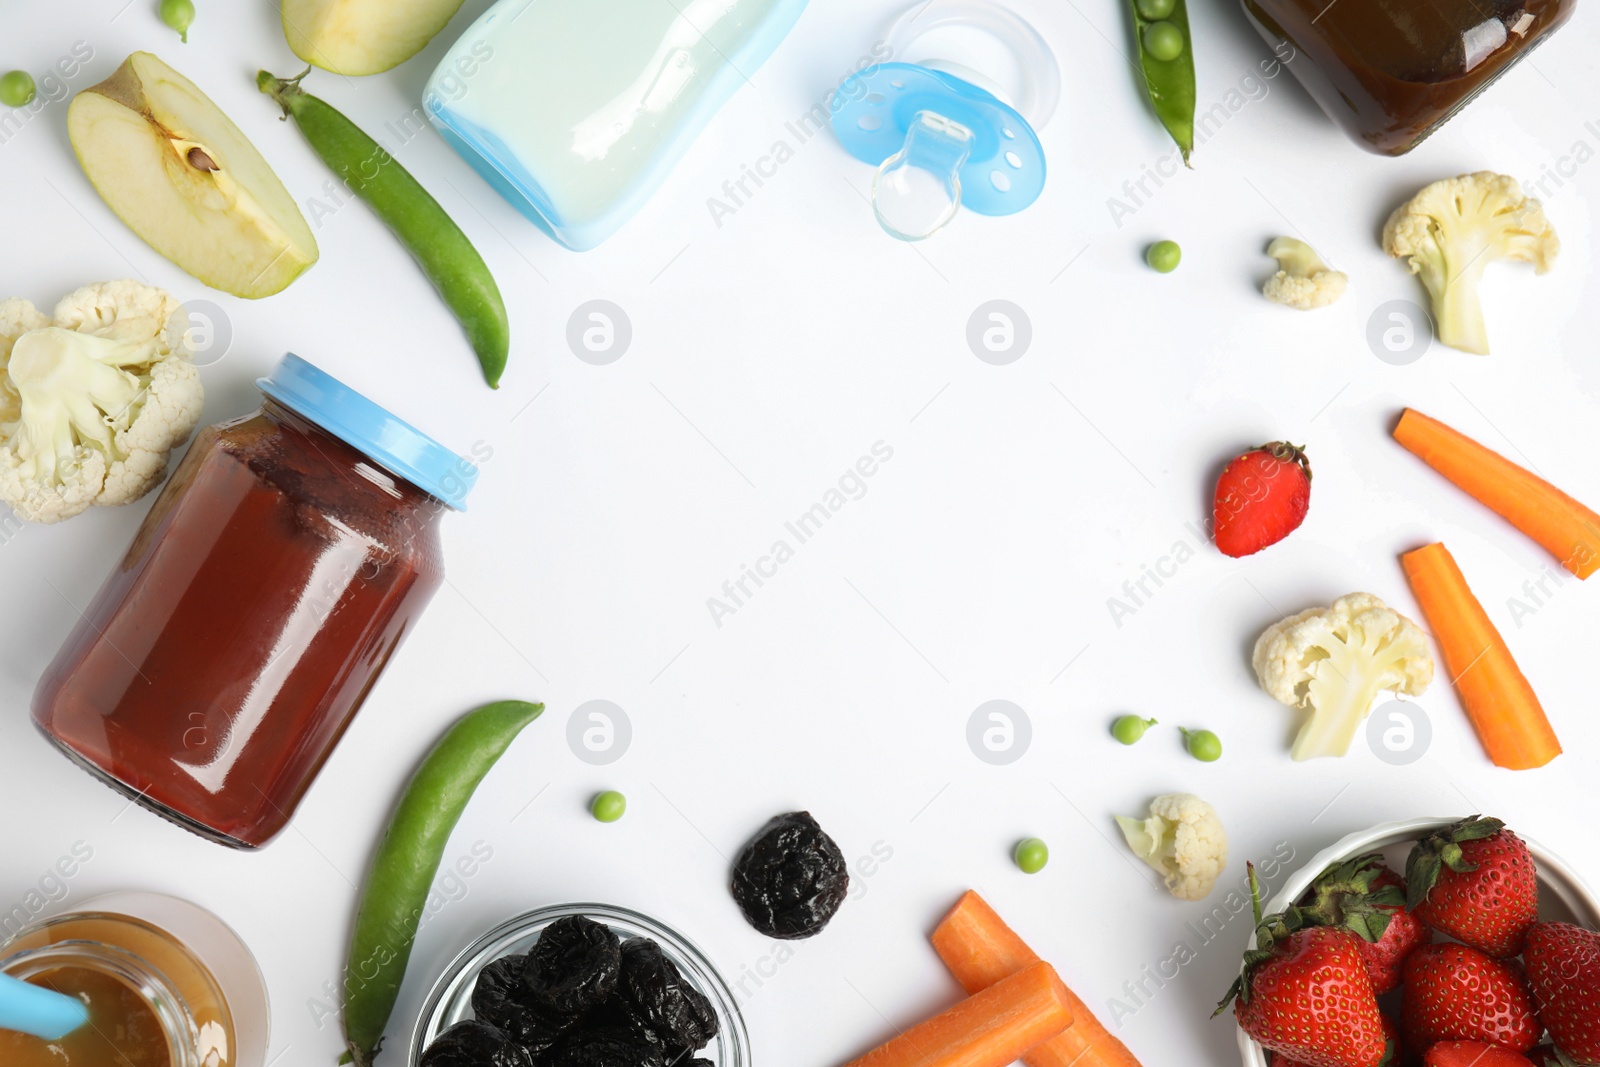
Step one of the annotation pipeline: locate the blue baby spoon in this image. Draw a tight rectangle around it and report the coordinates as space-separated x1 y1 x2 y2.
0 972 90 1040
833 0 1060 241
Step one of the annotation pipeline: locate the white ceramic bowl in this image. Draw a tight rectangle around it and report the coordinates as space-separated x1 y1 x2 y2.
1236 817 1600 1067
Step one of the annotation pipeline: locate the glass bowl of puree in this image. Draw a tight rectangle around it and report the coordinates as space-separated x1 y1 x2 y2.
0 892 270 1067
411 902 751 1066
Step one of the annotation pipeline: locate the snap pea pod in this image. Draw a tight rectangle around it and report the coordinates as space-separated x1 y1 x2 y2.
1129 0 1197 165
341 700 544 1067
258 70 510 388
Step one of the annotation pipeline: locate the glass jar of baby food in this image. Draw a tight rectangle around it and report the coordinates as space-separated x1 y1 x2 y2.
1242 0 1576 154
32 354 479 849
0 891 270 1067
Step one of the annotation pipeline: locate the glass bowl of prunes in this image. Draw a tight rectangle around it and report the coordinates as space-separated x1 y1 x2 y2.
410 903 750 1067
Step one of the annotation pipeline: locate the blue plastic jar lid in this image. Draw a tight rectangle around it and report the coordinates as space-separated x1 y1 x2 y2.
257 354 477 510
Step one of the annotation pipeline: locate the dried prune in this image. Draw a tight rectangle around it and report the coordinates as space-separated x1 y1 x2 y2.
618 938 718 1051
470 955 571 1053
523 916 622 1016
731 810 849 939
549 1022 666 1067
420 1020 535 1067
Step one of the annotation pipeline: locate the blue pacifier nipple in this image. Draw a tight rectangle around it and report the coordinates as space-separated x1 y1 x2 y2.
832 0 1059 241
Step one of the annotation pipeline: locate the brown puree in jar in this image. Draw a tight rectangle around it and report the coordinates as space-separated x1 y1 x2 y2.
1243 0 1576 153
32 402 444 848
0 913 236 1067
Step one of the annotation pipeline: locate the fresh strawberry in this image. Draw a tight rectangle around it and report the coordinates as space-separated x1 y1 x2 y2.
1219 864 1387 1067
1523 922 1600 1064
1274 1019 1403 1067
1405 816 1539 957
1212 441 1312 557
1302 852 1432 994
1400 943 1541 1053
1422 1041 1538 1067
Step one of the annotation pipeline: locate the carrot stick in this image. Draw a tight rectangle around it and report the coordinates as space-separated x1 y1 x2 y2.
842 961 1073 1067
931 891 1143 1067
1393 408 1600 579
1401 543 1562 770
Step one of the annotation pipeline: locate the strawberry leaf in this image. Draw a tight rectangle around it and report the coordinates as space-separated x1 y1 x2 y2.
1405 815 1502 910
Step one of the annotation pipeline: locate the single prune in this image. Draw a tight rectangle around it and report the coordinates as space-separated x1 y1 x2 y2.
731 811 849 939
471 955 572 1053
549 1022 666 1067
618 938 718 1051
420 1020 535 1067
524 916 622 1016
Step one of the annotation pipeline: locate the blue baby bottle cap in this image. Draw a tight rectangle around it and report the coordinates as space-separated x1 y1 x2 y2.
832 0 1059 241
258 354 478 510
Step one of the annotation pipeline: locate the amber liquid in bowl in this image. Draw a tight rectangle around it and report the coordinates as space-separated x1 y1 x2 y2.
0 911 238 1067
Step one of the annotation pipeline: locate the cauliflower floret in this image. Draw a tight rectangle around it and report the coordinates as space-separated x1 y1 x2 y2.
1383 172 1558 355
0 299 53 430
1263 236 1348 310
1116 793 1228 901
1254 592 1434 761
0 281 204 524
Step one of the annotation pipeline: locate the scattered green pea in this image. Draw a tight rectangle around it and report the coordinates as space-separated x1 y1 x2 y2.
0 71 36 109
1014 838 1049 874
1111 715 1158 745
1181 727 1223 762
1146 239 1182 273
1143 21 1186 62
590 790 627 823
1136 0 1177 18
160 0 196 42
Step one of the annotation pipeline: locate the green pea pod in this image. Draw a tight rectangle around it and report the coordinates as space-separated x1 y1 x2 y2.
341 700 544 1067
1130 1 1197 165
258 70 510 389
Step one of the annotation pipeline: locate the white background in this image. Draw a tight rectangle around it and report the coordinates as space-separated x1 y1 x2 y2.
2 1 1598 1065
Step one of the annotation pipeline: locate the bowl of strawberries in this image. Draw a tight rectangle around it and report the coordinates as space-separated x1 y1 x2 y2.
1227 816 1600 1067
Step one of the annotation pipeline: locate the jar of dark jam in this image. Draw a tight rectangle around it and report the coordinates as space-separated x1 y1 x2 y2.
32 354 478 849
1243 0 1576 154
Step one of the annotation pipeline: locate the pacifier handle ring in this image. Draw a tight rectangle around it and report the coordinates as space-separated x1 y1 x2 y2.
884 0 1062 129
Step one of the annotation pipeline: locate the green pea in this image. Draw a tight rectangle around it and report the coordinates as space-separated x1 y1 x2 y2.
159 0 196 42
1136 0 1177 17
1111 715 1157 745
1014 838 1049 874
1146 240 1182 273
260 70 510 388
1143 21 1186 63
1181 727 1223 762
343 700 543 1067
590 790 627 823
0 71 36 109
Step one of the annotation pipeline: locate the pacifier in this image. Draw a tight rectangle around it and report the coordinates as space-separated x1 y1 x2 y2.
832 0 1060 241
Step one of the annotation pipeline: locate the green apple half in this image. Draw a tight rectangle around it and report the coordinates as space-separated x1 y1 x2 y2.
67 52 318 299
282 0 467 76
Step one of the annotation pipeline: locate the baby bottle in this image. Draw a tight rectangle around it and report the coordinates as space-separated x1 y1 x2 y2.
424 0 809 251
